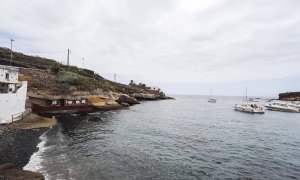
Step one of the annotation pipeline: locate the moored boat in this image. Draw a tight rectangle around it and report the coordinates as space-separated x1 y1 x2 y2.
234 86 264 114
265 102 299 113
287 102 300 111
208 88 217 103
234 103 265 114
208 98 216 103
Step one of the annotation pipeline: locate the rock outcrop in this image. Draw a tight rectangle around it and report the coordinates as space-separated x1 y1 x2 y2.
0 163 44 180
88 96 123 111
116 94 140 105
279 92 300 101
131 93 160 100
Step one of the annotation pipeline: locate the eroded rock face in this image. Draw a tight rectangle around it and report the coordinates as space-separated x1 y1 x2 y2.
116 94 140 105
0 163 44 180
279 92 300 101
131 93 160 100
88 96 123 111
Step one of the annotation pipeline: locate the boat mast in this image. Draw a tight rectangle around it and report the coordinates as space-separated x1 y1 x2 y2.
246 86 248 100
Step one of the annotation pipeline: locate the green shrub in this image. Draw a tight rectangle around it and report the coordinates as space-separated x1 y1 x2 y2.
78 77 90 90
102 81 115 92
57 71 81 85
51 61 61 73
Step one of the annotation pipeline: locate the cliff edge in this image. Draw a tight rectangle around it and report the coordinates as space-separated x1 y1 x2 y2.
279 92 300 101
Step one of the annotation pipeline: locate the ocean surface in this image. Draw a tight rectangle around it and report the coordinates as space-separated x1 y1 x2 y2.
24 96 300 179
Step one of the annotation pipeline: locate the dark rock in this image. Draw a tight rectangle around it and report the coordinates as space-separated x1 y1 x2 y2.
160 96 175 100
116 94 140 105
279 92 300 101
0 164 14 171
0 163 44 180
89 116 103 122
121 103 130 107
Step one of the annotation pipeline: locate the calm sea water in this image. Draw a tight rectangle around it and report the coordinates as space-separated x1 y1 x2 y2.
24 96 300 179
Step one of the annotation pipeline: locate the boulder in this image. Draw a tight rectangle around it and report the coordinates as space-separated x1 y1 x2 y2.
89 116 103 122
0 163 44 180
120 103 130 107
116 94 140 105
88 96 123 111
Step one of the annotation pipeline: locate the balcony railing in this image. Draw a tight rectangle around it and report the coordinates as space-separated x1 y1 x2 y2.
11 108 31 123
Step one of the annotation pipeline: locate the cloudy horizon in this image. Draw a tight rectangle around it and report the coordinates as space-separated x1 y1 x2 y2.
1 0 300 96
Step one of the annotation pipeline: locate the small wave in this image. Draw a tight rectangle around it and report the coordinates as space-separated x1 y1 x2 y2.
23 130 50 179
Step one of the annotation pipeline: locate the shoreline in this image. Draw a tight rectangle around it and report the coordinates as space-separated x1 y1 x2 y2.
0 97 174 179
0 113 57 179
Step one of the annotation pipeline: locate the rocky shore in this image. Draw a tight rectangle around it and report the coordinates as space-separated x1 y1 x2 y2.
0 47 174 179
0 127 46 179
0 114 56 179
279 92 300 101
0 163 44 180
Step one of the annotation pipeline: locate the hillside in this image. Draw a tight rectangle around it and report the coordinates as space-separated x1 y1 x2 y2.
0 47 171 105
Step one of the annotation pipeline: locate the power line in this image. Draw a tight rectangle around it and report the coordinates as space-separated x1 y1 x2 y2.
21 50 65 54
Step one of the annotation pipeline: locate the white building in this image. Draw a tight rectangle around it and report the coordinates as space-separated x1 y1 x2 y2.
0 65 27 124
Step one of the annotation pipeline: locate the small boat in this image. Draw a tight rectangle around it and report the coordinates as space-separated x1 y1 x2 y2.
234 103 265 114
208 98 216 103
288 102 300 111
208 89 216 103
265 102 299 113
234 86 264 114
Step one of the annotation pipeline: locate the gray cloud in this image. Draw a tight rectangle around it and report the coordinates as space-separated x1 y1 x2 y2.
0 0 300 91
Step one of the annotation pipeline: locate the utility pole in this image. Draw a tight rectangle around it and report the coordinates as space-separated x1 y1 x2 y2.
114 73 117 82
82 58 85 69
67 49 70 66
10 38 14 66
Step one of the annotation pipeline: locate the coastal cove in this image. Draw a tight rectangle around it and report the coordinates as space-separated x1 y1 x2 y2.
0 46 174 179
23 96 300 179
1 1 300 179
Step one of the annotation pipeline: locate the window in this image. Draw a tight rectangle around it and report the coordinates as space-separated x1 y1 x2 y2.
5 73 9 80
82 100 86 104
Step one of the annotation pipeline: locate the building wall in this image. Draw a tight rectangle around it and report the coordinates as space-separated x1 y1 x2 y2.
0 66 19 83
0 81 27 124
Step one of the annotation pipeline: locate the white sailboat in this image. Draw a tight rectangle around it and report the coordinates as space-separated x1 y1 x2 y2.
208 89 216 103
234 86 265 114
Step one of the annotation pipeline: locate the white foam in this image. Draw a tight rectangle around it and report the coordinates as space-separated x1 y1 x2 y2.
23 130 50 179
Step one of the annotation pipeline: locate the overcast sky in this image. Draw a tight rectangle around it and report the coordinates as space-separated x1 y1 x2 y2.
0 0 300 96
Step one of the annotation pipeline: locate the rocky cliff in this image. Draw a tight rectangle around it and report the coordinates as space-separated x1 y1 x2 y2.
279 92 300 101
